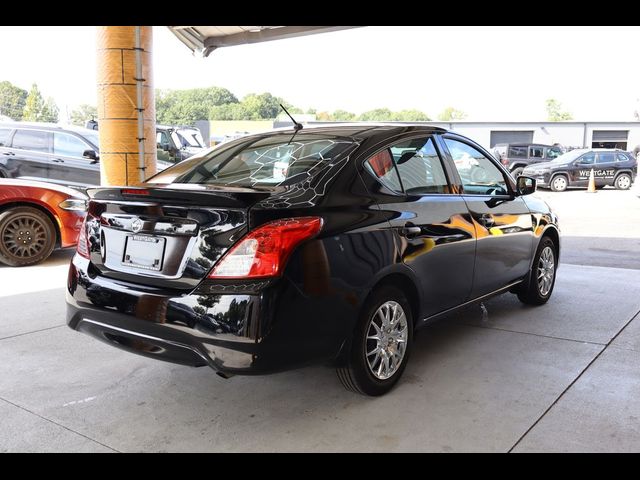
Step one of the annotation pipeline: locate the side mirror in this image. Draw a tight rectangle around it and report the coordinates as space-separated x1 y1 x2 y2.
83 149 99 163
517 176 536 196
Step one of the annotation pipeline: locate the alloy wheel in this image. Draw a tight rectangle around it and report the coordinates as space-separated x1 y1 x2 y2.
1 216 48 259
537 246 555 296
365 301 408 380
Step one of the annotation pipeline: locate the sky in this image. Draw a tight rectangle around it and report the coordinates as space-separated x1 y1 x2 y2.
1 25 639 121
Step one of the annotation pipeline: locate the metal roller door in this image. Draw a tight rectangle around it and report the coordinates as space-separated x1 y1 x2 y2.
490 131 534 147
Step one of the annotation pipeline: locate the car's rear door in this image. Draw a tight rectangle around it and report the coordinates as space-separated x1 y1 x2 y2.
439 135 534 298
594 151 617 186
362 135 475 318
51 131 100 186
9 128 53 182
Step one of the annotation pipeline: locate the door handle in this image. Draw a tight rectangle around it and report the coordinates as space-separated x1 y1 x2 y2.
52 158 65 163
401 224 422 238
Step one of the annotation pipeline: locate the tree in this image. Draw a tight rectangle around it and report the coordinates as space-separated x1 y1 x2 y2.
241 92 286 119
22 84 45 121
392 109 431 121
545 98 573 121
0 81 28 120
156 86 238 124
331 109 356 121
438 107 467 121
70 104 97 126
358 108 394 121
209 103 249 120
40 97 59 122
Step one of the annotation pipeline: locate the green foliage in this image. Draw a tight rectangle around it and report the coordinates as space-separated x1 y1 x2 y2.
156 86 238 124
391 109 431 121
70 104 97 126
22 84 58 122
0 80 28 120
545 98 573 121
331 109 357 121
358 108 394 121
437 107 467 121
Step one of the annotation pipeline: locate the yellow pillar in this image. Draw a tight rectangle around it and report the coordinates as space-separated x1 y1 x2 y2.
96 26 156 186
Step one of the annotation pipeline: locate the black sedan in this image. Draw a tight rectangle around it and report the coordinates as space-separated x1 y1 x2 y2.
522 148 637 192
66 124 560 396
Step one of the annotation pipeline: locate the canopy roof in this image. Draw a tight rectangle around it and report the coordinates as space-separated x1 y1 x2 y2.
168 26 360 57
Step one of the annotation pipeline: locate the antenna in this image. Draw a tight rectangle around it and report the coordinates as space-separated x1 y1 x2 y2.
280 104 303 131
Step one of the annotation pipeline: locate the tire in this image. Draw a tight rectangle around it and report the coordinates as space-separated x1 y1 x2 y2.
614 173 632 190
0 207 56 267
337 285 414 396
517 236 557 305
550 175 568 192
511 167 524 179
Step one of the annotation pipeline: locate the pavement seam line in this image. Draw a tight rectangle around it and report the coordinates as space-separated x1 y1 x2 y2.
507 306 640 453
0 397 121 453
0 325 65 342
460 322 606 347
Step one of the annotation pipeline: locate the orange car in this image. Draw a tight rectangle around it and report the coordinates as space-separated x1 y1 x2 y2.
0 179 87 266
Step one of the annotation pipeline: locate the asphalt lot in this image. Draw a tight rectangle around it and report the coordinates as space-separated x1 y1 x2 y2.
1 186 640 452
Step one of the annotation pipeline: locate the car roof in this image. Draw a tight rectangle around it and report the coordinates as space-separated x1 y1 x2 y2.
236 123 449 142
496 143 555 147
0 121 99 137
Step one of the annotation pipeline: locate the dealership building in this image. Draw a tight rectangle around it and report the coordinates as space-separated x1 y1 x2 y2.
417 121 640 152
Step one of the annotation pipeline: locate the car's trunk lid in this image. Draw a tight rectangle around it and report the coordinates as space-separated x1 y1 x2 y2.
84 184 272 290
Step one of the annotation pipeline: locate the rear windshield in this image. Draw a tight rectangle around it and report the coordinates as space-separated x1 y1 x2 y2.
148 134 356 187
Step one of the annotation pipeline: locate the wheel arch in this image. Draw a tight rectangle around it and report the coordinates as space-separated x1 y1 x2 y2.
0 201 62 247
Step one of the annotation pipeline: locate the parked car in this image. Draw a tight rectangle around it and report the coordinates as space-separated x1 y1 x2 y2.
522 148 637 192
0 178 87 266
156 125 207 165
0 122 101 189
493 143 563 178
66 124 560 396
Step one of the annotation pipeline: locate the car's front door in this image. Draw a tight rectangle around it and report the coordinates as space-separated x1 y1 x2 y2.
363 135 476 318
571 151 596 186
51 132 100 186
440 136 534 298
9 129 53 182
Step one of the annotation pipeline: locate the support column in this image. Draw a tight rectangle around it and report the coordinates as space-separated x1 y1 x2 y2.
96 26 156 186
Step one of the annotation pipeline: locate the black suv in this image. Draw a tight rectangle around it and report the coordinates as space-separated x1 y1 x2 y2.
493 143 563 178
522 148 637 191
0 122 101 188
156 125 207 165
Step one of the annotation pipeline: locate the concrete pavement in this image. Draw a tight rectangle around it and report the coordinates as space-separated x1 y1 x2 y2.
1 188 640 452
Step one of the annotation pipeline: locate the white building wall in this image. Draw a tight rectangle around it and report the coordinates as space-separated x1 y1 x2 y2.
428 122 640 152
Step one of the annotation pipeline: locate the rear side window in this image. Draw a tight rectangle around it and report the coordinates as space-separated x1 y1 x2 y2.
12 129 51 153
529 146 544 158
508 146 527 158
0 128 11 147
158 134 356 187
364 149 402 192
617 153 630 162
596 152 615 164
391 137 449 194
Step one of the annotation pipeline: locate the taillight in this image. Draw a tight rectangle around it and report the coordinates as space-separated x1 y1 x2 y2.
208 217 323 279
122 188 150 196
76 215 90 259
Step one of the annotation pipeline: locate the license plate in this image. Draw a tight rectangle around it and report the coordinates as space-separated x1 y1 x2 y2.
122 235 166 271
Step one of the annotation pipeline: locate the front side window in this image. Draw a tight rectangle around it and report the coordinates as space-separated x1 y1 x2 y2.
577 152 595 165
12 129 51 153
596 152 615 164
529 146 544 158
444 138 509 196
150 134 356 187
0 128 11 147
53 132 90 158
546 147 562 159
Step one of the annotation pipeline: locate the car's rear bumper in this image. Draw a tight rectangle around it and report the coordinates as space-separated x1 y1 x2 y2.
66 255 354 375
